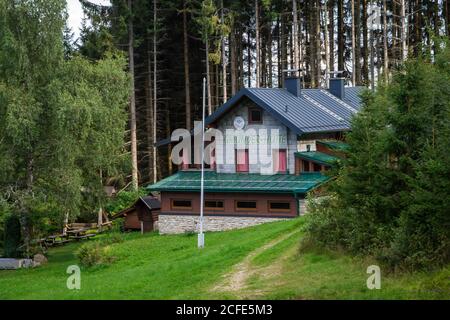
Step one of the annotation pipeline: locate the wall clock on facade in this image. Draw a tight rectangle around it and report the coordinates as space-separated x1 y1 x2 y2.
233 116 245 130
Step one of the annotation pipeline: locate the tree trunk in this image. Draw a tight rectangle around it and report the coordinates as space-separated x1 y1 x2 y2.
230 21 238 95
247 31 251 87
337 0 344 72
206 36 212 114
221 0 227 102
328 0 334 73
292 0 299 73
362 0 369 83
183 2 191 130
153 0 158 183
401 0 408 61
351 0 356 85
355 0 361 84
128 0 138 190
255 0 260 87
324 2 329 85
316 1 321 87
146 37 155 183
383 0 389 82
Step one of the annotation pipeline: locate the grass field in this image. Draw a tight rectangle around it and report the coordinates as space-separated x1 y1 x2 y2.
0 218 448 300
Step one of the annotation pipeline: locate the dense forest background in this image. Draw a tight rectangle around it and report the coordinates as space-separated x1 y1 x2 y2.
74 0 450 188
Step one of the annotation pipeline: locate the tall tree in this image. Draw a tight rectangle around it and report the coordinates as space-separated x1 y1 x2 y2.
128 0 138 190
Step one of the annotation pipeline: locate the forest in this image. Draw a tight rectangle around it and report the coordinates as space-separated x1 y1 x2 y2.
0 0 449 272
77 0 450 186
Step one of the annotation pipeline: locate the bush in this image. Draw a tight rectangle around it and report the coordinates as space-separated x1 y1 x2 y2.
3 214 22 258
76 233 123 267
76 242 114 267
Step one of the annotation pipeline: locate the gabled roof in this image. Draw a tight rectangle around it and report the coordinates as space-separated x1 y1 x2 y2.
146 171 329 195
206 87 364 134
156 86 364 146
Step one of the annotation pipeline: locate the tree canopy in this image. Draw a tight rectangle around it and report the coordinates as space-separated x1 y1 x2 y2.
304 41 450 270
0 0 130 256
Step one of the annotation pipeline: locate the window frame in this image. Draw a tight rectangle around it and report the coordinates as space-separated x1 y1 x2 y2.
248 107 263 124
171 199 193 210
235 200 257 212
204 200 225 211
268 200 291 213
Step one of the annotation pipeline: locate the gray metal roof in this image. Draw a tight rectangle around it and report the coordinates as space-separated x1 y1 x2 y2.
206 86 364 134
156 86 364 146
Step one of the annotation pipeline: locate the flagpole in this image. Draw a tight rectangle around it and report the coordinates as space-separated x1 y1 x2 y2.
198 77 206 249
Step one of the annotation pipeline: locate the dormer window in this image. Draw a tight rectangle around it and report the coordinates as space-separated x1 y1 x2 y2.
248 108 262 124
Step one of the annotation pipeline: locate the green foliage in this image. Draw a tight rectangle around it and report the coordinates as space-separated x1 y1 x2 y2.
304 43 450 270
0 1 130 252
76 242 115 268
105 188 148 215
3 214 21 258
76 232 124 267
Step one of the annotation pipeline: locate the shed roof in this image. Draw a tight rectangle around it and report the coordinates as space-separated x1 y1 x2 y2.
295 151 341 166
146 171 329 195
112 196 160 219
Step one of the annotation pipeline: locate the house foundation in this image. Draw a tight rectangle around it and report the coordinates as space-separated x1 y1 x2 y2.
158 214 288 234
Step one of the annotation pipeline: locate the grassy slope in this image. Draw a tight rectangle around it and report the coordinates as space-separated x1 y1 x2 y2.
0 218 448 300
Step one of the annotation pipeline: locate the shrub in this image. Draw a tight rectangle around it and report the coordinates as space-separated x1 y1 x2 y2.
76 242 114 267
76 233 123 267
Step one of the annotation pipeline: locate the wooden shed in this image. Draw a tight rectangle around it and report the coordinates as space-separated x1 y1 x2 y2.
112 196 161 233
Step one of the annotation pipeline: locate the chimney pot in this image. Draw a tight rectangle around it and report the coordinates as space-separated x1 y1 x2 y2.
284 77 302 97
329 77 345 99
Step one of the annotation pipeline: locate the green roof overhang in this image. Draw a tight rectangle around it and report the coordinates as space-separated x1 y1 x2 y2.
294 151 341 166
317 140 349 152
146 171 329 195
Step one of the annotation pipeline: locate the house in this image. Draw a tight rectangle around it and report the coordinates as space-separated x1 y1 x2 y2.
147 75 363 234
112 196 161 233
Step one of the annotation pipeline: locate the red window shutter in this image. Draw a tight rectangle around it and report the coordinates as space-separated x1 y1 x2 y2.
210 148 216 170
274 149 287 173
181 150 189 170
278 149 287 173
236 149 249 172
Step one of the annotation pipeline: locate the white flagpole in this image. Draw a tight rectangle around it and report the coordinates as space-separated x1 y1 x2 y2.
198 77 206 248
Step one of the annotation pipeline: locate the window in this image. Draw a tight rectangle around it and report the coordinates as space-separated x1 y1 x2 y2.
248 108 262 124
313 163 322 172
273 149 287 173
236 201 257 211
269 201 291 212
236 149 249 172
171 199 192 210
302 160 310 172
205 200 224 210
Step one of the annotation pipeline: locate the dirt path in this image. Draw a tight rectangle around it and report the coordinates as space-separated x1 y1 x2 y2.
212 230 299 298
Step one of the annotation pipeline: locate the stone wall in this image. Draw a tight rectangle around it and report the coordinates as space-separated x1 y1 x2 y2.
158 214 289 234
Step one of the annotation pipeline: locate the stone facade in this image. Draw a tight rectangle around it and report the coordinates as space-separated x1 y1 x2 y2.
158 214 288 234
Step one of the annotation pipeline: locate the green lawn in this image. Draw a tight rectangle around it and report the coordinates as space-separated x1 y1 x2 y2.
0 218 448 300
